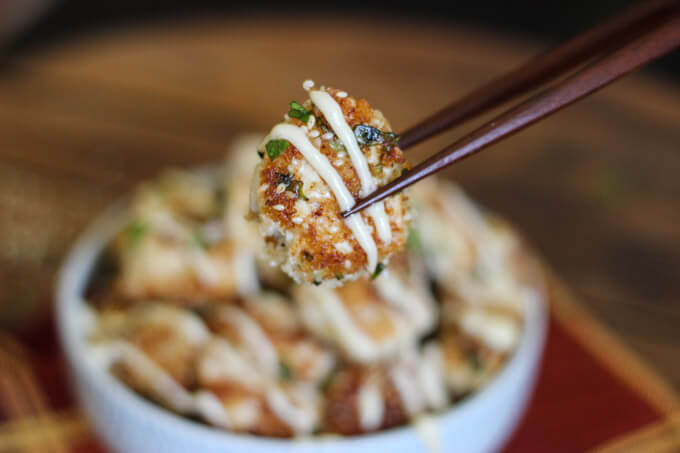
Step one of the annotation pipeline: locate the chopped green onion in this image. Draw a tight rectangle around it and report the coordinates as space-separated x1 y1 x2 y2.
278 360 294 380
191 232 207 249
371 262 385 280
336 273 344 280
466 350 483 371
287 179 308 201
353 125 400 148
329 140 345 152
288 101 312 122
406 228 423 254
265 139 290 160
126 220 148 244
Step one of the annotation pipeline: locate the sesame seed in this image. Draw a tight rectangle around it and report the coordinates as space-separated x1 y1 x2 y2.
309 129 320 138
303 79 315 91
345 260 351 269
337 91 348 98
259 184 269 192
307 115 316 128
284 114 290 121
273 204 285 211
276 184 286 194
329 225 339 233
334 159 343 166
322 132 334 140
292 217 303 224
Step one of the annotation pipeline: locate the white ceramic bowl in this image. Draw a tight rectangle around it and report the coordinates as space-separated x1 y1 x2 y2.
56 202 548 453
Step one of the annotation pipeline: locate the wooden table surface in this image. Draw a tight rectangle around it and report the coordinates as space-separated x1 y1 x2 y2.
1 15 679 388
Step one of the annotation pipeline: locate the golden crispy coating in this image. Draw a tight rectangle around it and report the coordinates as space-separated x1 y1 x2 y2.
292 252 436 363
93 305 211 413
251 86 411 285
323 366 408 435
87 135 548 438
202 293 335 385
112 169 259 305
439 326 509 396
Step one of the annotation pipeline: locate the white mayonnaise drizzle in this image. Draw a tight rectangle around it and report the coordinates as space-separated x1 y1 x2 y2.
414 415 441 453
93 340 196 413
460 308 520 352
218 306 279 377
389 366 424 416
266 386 318 434
232 246 260 296
198 339 266 391
194 391 234 429
309 90 392 245
313 287 382 362
358 380 384 431
269 123 377 271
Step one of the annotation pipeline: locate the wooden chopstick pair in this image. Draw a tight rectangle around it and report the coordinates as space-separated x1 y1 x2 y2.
342 0 680 218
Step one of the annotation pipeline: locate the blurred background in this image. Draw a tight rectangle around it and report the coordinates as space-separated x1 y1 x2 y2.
0 1 679 451
3 0 680 77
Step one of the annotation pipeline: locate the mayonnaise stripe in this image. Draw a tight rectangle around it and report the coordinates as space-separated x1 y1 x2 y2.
309 90 392 245
269 124 377 271
358 381 385 431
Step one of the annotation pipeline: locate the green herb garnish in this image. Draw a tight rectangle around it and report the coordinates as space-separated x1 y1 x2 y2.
190 232 207 249
466 350 484 372
313 279 322 286
353 125 400 148
278 360 294 380
126 220 148 244
406 228 423 255
329 140 345 152
336 273 344 280
371 262 385 280
288 101 312 122
265 139 290 160
277 172 293 186
287 180 308 201
277 173 308 200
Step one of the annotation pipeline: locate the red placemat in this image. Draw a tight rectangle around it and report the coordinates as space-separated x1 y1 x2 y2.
1 276 678 453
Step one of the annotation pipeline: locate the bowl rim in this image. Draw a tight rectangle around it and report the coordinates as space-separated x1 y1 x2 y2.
55 197 548 448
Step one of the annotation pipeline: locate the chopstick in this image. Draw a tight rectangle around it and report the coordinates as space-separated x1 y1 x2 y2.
342 10 680 218
398 0 680 150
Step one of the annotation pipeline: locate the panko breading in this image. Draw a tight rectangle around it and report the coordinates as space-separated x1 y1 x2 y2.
250 83 411 286
113 169 259 304
86 132 547 439
292 253 436 363
195 338 323 436
409 178 529 310
91 304 211 413
202 292 336 385
223 135 293 291
323 345 447 435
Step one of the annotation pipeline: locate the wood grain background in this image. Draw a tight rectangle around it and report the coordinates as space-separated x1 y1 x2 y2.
0 15 678 387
